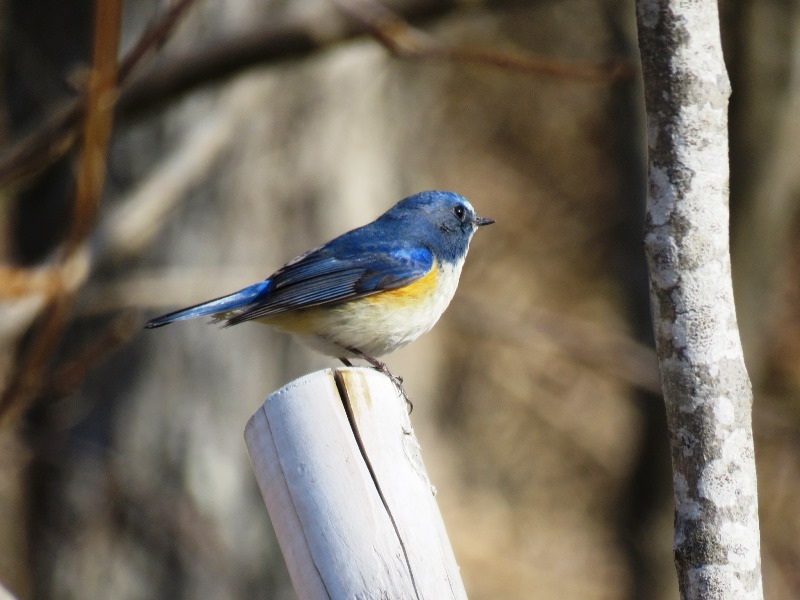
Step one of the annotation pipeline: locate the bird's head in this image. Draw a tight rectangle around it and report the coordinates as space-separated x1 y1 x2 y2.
390 190 494 242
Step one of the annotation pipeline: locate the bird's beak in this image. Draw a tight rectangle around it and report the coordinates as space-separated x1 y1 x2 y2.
474 216 495 227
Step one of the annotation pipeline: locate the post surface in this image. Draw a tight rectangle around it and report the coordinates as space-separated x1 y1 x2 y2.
245 367 467 600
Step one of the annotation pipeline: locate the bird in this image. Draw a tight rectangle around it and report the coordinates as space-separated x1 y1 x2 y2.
145 190 494 394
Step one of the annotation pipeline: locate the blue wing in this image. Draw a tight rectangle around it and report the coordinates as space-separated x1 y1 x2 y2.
225 245 433 325
145 244 434 328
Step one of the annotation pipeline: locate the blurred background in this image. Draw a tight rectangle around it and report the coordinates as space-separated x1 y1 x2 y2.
1 0 799 598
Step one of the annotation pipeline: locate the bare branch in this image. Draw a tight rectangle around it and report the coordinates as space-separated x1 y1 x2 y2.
67 0 123 251
333 0 635 81
42 311 139 401
0 0 199 189
0 0 634 191
0 0 124 426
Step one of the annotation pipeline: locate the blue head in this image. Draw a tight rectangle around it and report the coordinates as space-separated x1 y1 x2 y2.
376 190 494 264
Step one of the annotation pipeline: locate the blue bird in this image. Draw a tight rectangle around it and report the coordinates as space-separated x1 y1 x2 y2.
145 190 494 382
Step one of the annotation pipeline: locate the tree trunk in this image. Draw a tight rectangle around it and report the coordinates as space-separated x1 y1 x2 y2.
635 1 764 598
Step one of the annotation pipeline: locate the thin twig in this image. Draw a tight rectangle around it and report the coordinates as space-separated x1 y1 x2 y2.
0 266 66 298
115 0 462 115
0 0 124 426
67 0 123 252
1 292 72 426
117 0 199 83
42 311 139 401
0 0 199 189
0 0 633 191
333 0 636 81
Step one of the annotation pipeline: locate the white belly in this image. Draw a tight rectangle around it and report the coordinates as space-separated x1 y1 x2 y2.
267 260 464 358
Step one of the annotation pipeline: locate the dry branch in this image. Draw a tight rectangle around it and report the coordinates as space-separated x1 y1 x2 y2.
0 0 199 188
0 0 634 192
333 0 634 81
0 0 124 425
68 0 123 251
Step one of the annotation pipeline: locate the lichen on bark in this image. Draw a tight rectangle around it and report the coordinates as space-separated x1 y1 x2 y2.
635 0 764 598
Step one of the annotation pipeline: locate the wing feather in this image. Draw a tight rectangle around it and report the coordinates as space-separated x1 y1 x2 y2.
225 246 433 325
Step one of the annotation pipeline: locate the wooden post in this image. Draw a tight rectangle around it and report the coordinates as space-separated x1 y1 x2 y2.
244 367 467 600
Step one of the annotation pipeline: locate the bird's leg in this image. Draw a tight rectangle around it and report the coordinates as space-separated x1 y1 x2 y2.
344 346 412 413
345 346 402 384
338 357 354 367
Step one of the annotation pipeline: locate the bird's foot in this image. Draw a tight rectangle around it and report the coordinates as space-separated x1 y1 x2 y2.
343 347 413 413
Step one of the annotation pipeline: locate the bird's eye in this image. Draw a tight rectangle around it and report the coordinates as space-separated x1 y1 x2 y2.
453 204 466 221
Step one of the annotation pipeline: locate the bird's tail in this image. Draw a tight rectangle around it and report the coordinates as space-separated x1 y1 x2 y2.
144 280 271 329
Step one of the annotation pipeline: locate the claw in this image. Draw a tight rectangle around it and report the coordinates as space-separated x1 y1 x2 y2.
343 346 413 413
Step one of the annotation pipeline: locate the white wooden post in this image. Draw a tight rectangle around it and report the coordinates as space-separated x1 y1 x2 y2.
244 366 467 600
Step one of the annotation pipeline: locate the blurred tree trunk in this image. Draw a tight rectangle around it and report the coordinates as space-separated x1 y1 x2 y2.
636 0 763 598
724 0 800 382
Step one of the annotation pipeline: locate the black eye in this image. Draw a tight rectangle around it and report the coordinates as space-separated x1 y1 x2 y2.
453 204 466 220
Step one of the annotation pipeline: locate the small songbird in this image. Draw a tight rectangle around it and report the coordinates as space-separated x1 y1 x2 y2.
145 190 494 383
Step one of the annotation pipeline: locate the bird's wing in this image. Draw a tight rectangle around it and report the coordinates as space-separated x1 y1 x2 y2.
224 245 433 325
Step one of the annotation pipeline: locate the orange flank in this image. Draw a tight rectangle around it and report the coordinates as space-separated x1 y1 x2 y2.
259 262 439 334
365 262 439 306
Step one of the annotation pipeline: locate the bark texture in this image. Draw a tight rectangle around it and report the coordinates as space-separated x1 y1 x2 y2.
635 1 764 598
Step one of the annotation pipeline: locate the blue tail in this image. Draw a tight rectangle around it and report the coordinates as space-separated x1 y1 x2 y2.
145 280 271 329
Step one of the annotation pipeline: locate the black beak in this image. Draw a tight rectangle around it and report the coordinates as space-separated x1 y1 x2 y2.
474 216 495 227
